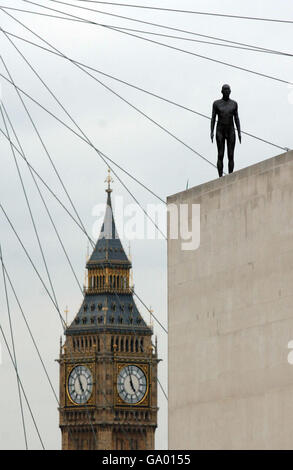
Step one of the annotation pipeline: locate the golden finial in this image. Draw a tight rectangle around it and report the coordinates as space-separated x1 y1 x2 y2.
129 242 134 289
84 243 89 290
64 306 69 327
105 168 114 193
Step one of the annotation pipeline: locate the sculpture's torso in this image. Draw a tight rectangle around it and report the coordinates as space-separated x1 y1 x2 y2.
213 98 238 128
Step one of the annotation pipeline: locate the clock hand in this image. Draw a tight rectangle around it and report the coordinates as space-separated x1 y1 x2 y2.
127 366 136 393
129 370 140 401
77 373 85 394
129 377 140 403
130 375 136 393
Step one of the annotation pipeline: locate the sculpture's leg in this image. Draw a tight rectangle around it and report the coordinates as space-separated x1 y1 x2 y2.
216 129 225 177
227 130 236 174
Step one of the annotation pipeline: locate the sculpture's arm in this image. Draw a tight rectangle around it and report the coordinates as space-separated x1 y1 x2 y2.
234 103 241 143
210 102 217 142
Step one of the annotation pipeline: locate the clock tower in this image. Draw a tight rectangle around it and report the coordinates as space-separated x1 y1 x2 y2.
59 171 159 450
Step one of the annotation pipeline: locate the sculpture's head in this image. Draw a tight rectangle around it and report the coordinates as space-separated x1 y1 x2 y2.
221 84 231 100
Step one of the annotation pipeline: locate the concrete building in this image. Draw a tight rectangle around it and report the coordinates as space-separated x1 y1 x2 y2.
168 151 293 449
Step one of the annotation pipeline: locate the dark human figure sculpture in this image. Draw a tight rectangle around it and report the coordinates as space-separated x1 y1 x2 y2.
211 84 241 177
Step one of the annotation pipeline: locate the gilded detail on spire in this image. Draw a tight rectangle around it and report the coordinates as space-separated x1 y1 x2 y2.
105 167 114 193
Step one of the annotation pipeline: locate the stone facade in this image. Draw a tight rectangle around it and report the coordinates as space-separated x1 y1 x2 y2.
168 151 293 449
59 332 158 450
59 181 158 450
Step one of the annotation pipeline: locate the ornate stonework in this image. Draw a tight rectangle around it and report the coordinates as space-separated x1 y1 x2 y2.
59 173 159 450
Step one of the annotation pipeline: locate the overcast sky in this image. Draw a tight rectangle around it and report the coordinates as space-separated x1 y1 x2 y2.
0 0 293 450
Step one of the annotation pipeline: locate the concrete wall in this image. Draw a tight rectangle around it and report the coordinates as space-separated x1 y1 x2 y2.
168 151 293 449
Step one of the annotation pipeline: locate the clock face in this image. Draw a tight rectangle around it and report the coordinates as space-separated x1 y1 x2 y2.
117 365 147 404
68 365 93 405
